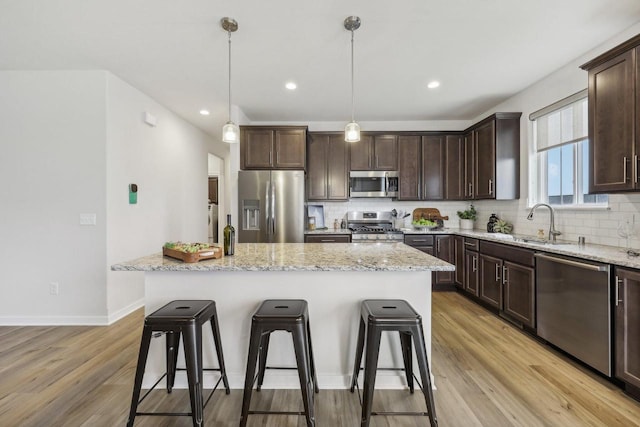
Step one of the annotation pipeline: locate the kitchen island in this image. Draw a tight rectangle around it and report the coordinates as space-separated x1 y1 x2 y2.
112 243 454 390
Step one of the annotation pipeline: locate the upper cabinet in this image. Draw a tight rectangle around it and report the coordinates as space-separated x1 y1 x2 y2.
581 35 640 193
465 113 521 200
240 126 307 170
445 135 465 200
422 135 445 200
350 134 397 171
307 133 349 201
397 135 422 200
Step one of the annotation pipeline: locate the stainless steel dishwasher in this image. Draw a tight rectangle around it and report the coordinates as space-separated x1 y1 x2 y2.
535 253 611 376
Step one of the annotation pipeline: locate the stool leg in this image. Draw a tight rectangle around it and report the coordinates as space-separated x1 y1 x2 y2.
127 325 153 427
183 323 204 427
292 323 315 427
411 325 438 427
399 331 414 393
209 311 231 394
350 317 366 392
166 330 181 393
361 326 382 427
256 332 271 391
306 320 319 394
240 322 262 427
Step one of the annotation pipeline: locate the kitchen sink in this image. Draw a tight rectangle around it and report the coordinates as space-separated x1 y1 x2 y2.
513 237 575 246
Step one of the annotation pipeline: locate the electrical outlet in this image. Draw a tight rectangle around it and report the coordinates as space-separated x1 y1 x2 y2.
50 282 59 296
79 213 97 225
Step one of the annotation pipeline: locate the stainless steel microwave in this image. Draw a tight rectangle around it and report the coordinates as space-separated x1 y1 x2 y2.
349 171 398 198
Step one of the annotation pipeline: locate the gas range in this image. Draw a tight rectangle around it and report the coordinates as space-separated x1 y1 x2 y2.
346 211 404 243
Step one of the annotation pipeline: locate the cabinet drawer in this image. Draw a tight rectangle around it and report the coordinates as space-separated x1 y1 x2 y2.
404 234 434 246
463 238 479 251
480 241 534 267
304 234 351 243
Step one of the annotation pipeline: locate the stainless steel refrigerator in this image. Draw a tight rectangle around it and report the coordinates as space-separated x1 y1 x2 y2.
238 170 305 243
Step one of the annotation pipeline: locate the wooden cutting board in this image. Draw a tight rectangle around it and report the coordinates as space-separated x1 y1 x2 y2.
412 208 449 222
163 245 223 263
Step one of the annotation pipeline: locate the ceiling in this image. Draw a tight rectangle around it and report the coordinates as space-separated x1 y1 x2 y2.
2 0 640 140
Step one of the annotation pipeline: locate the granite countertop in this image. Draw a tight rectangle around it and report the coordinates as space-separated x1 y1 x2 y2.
403 228 640 269
111 242 455 272
304 228 352 235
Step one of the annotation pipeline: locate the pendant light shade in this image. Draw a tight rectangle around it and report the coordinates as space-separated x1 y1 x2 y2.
221 17 239 144
344 16 361 143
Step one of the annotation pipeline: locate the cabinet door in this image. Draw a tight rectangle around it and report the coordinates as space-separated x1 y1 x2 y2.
274 129 306 169
464 131 475 199
445 135 464 200
615 267 640 388
435 235 454 284
502 261 535 327
327 135 349 200
208 177 218 204
474 120 496 199
350 135 373 170
242 128 274 169
422 136 445 200
374 135 398 170
454 236 464 287
588 49 635 192
307 135 329 200
397 136 421 200
479 253 502 309
464 250 479 296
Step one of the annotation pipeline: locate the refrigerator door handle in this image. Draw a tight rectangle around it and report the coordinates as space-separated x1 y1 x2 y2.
271 181 276 235
265 181 271 237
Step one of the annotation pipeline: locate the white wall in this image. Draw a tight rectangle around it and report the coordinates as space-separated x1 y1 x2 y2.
0 71 108 323
0 70 219 324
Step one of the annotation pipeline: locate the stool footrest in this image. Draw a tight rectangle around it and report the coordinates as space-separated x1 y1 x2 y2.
248 410 307 416
371 411 430 416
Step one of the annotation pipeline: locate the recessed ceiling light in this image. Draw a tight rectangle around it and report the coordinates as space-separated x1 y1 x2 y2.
285 82 297 90
427 81 440 89
199 109 210 116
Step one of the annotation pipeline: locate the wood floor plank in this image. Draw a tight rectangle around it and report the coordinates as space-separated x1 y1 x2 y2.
0 292 639 426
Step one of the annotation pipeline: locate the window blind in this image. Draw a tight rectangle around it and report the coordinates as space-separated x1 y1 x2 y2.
532 90 588 152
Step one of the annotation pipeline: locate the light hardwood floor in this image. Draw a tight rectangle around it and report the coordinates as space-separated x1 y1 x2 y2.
1 292 639 426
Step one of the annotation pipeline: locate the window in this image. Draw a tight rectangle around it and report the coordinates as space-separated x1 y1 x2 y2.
531 91 607 207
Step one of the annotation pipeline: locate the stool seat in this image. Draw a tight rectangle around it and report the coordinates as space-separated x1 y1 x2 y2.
361 300 421 324
126 300 229 427
240 299 318 427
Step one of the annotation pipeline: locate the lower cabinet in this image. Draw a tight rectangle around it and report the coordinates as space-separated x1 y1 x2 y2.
304 234 351 243
454 236 464 288
502 261 535 327
614 267 640 390
479 253 503 309
404 234 454 289
462 238 479 296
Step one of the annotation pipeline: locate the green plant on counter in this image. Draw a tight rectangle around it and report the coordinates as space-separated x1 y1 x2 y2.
456 204 477 221
494 219 513 234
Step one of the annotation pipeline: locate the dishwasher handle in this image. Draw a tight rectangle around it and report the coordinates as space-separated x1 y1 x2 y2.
534 253 609 272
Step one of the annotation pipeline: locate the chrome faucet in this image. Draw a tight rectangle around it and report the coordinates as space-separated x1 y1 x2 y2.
527 203 562 242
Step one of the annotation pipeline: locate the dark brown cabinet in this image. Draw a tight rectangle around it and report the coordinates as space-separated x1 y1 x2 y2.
614 267 640 390
502 261 535 327
307 133 349 201
434 235 454 285
581 40 638 193
397 136 421 200
445 135 464 200
464 131 474 199
454 236 464 287
464 238 479 296
350 135 397 171
304 234 351 243
479 253 503 309
240 126 307 170
208 177 218 204
474 120 496 199
422 136 445 200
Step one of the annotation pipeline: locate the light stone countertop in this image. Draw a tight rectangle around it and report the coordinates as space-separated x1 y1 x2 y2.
111 242 455 272
403 228 640 269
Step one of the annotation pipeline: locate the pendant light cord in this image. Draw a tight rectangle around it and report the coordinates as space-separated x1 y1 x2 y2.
227 30 232 122
350 29 355 122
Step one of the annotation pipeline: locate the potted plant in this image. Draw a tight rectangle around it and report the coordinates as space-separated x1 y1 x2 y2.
457 205 477 230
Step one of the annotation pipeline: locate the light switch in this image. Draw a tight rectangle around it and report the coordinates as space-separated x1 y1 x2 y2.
80 213 97 225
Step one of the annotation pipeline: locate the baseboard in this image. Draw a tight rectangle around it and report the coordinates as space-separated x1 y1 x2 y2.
0 315 108 326
108 298 145 325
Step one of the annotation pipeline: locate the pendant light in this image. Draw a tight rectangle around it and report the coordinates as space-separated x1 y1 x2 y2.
221 17 239 144
344 16 361 143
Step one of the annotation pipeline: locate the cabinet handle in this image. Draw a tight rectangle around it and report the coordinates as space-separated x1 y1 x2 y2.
635 155 638 184
464 242 475 247
437 239 441 253
616 276 623 306
321 239 336 242
412 239 428 242
495 264 501 282
472 256 477 272
502 266 508 285
488 179 493 195
468 182 473 198
623 157 628 183
269 151 273 165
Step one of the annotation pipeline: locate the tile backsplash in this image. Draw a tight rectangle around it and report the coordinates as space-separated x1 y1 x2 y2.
310 193 640 250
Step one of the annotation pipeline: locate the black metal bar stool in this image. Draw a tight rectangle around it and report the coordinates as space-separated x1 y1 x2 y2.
349 299 438 427
240 299 319 427
126 300 230 427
